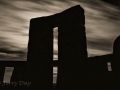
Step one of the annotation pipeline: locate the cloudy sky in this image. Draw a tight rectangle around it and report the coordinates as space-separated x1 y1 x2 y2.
0 0 120 61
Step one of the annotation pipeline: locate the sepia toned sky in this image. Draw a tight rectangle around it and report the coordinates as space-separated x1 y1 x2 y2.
0 0 120 60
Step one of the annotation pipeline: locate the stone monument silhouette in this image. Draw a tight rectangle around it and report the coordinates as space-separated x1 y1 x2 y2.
11 5 87 90
10 4 120 90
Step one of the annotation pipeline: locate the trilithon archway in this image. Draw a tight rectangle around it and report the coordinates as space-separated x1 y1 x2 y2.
11 5 88 90
27 5 87 90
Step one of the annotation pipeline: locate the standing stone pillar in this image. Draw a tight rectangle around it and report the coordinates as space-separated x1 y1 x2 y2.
24 17 53 90
112 35 120 89
113 36 120 71
57 5 88 90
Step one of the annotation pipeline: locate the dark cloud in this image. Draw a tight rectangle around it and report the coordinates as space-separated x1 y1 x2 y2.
101 0 120 7
54 51 58 55
0 48 24 54
0 1 9 5
77 0 120 20
0 49 26 60
0 40 26 60
88 39 113 51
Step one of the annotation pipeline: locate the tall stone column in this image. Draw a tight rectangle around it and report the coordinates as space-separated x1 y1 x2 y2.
19 17 53 90
57 5 88 90
10 18 54 90
113 35 120 71
112 35 120 89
